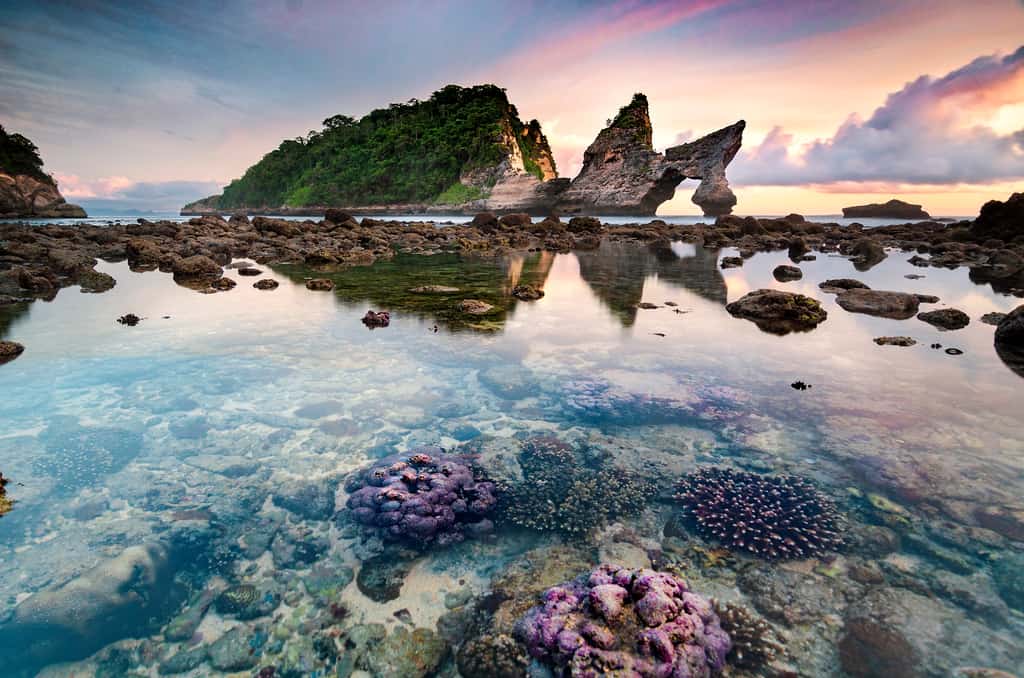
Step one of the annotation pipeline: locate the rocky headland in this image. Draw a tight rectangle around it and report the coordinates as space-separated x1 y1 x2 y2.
842 199 931 220
182 86 744 218
0 125 86 219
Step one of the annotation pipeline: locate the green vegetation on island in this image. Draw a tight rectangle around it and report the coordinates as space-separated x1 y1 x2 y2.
0 125 51 183
201 84 555 210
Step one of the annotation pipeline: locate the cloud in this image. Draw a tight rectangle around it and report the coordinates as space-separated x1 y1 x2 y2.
731 45 1024 187
55 174 222 212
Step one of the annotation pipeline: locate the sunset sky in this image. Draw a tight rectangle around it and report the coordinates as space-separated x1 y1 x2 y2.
1 0 1022 215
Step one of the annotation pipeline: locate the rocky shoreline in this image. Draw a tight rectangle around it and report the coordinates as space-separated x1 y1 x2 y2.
4 194 1023 310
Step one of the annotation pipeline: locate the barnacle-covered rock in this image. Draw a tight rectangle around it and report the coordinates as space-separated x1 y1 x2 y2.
715 601 784 670
344 446 497 547
501 437 653 537
674 467 844 560
514 564 731 677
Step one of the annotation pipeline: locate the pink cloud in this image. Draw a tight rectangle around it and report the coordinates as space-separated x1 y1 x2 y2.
54 173 134 199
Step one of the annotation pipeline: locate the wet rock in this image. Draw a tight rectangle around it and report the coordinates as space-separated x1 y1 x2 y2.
208 626 260 671
361 626 449 678
980 312 1006 326
918 308 970 330
361 310 390 328
78 269 116 293
819 278 870 293
993 304 1024 346
773 264 802 281
839 617 921 678
1 544 183 673
158 645 208 674
169 415 210 439
457 299 495 315
850 238 887 270
164 588 218 641
305 278 335 291
720 255 744 268
270 522 328 569
788 237 808 260
874 336 917 347
991 552 1024 612
737 566 846 626
511 284 544 300
272 476 337 521
973 505 1024 542
725 288 828 335
470 211 499 229
836 289 921 319
172 254 222 280
304 561 355 605
356 553 416 603
210 276 236 290
117 313 141 326
325 208 355 226
479 364 540 400
253 278 279 290
926 570 1009 622
0 340 25 364
237 266 262 276
970 192 1024 242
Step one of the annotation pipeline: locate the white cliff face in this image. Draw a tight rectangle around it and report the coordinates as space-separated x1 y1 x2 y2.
0 172 87 218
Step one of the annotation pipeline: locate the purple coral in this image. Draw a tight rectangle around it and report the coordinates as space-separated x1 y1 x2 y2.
345 446 497 546
515 564 731 677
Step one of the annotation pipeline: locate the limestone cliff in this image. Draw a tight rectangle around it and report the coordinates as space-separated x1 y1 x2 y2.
554 94 744 216
0 126 86 218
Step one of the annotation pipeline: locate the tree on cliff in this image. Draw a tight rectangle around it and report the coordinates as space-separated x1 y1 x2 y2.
0 125 51 183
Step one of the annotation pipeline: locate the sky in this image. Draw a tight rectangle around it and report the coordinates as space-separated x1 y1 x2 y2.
1 0 1022 215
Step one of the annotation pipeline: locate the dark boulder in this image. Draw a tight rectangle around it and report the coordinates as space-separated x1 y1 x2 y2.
917 308 970 331
470 212 498 230
971 192 1023 242
994 304 1024 347
772 265 802 282
0 340 25 365
836 289 920 319
819 278 870 293
725 289 828 335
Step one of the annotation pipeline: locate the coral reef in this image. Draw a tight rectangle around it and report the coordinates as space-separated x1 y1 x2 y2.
515 563 731 677
715 601 784 670
674 467 845 560
561 378 691 425
501 437 653 537
344 447 497 546
456 632 529 678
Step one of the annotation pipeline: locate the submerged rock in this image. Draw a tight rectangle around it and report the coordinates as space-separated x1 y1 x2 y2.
362 626 449 678
306 278 335 291
361 309 390 328
253 278 279 290
725 289 828 335
819 278 869 293
356 553 416 603
835 289 920 319
511 284 544 301
994 304 1024 346
208 626 260 671
457 299 495 315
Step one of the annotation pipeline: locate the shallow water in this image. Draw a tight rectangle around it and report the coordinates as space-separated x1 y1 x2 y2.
0 241 1021 676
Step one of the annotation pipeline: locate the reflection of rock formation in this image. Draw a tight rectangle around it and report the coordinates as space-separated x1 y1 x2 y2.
272 251 555 332
575 241 727 326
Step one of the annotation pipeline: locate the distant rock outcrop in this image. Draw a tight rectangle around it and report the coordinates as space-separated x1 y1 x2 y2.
554 94 745 216
842 199 930 220
0 126 86 219
183 87 744 217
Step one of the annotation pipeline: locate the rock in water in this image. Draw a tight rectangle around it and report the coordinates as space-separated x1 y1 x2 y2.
917 308 970 330
773 264 803 281
553 94 744 216
994 304 1024 346
0 544 183 673
970 192 1024 242
361 310 390 328
725 289 827 335
0 126 87 217
842 199 931 220
835 289 921 319
874 336 917 347
0 340 25 365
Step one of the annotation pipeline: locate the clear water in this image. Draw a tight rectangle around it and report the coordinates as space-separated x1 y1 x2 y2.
0 241 1021 676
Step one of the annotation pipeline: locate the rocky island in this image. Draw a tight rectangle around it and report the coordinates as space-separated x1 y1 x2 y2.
182 85 744 217
842 199 931 220
0 125 86 219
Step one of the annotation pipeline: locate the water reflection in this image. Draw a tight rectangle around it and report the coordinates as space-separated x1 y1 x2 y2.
575 241 727 326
